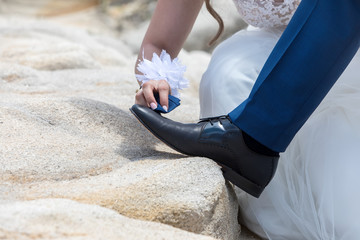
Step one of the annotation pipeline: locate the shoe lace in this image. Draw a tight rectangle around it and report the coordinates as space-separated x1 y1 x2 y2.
198 115 232 126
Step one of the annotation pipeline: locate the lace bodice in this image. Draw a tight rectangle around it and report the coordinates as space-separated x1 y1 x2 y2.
233 0 300 28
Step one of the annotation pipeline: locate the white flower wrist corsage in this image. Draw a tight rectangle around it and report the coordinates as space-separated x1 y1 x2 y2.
136 50 189 98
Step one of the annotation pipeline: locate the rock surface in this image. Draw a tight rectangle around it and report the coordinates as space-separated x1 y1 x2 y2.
0 198 217 240
15 159 239 240
0 0 98 16
0 2 259 239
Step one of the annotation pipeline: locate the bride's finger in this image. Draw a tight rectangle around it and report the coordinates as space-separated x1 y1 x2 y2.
158 80 170 112
142 83 157 109
135 89 147 106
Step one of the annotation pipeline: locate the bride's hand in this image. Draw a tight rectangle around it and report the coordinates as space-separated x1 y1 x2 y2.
135 79 170 112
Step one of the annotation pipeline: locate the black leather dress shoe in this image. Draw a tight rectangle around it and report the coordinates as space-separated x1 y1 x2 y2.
130 104 279 198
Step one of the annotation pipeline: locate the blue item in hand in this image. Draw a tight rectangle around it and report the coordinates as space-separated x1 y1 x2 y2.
154 93 181 113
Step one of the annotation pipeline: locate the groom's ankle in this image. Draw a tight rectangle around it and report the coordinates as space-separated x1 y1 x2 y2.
242 131 279 157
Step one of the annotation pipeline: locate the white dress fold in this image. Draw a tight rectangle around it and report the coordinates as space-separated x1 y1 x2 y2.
200 26 284 118
199 26 360 239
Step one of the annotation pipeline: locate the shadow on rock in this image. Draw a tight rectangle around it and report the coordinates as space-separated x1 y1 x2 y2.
70 98 185 161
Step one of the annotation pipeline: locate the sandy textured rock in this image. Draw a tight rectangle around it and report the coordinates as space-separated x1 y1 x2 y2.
0 17 130 71
14 159 239 240
0 198 217 240
0 0 98 16
0 91 240 240
0 15 244 240
0 2 263 237
0 93 240 239
0 97 148 183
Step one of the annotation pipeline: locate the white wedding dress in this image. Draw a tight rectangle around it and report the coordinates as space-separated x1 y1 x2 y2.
199 1 360 239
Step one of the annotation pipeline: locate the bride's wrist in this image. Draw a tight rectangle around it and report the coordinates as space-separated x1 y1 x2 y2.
135 49 189 98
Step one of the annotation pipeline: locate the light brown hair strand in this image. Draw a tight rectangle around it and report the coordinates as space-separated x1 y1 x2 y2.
205 0 224 46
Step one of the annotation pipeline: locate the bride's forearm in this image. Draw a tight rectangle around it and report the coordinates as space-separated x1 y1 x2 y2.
134 0 204 86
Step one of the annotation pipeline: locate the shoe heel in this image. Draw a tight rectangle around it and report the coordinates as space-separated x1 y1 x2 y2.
221 165 263 198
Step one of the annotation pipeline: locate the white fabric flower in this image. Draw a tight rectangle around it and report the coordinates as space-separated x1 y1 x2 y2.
136 50 189 98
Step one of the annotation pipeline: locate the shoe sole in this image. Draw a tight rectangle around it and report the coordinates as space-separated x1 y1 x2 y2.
220 164 263 198
130 108 263 198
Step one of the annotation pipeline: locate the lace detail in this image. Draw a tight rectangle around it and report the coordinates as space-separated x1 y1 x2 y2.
233 0 300 28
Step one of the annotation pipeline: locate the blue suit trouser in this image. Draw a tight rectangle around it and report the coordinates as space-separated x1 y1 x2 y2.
228 0 360 152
